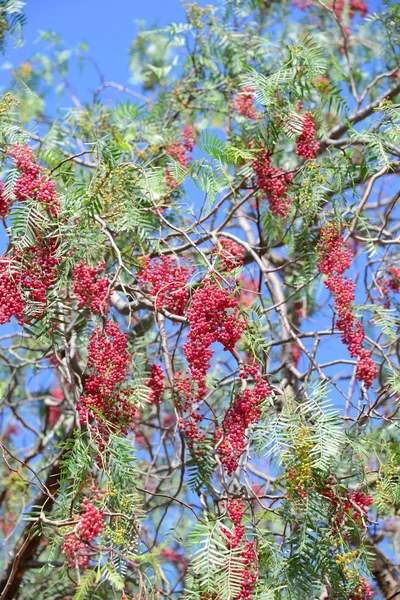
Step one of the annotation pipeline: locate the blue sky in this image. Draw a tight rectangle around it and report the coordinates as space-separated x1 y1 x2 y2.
1 0 211 90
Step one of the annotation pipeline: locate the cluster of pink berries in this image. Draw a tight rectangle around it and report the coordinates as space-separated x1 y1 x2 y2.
175 370 206 453
183 280 245 399
222 499 258 600
214 237 244 272
296 111 320 159
0 182 10 218
216 363 271 475
253 150 294 217
62 499 104 570
376 266 400 308
166 125 195 168
7 144 60 218
348 578 373 600
317 223 377 388
0 236 60 325
78 320 135 447
320 480 373 530
231 87 257 120
0 259 24 324
137 255 194 315
293 0 367 21
147 363 165 404
72 262 108 315
331 0 368 20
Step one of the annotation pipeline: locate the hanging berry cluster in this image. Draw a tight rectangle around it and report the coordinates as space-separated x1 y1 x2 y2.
166 125 196 167
221 499 258 600
7 143 60 218
320 481 373 532
331 0 368 21
317 223 377 388
231 87 257 120
376 266 400 308
78 320 135 449
72 262 109 315
183 280 245 399
0 181 10 218
146 363 165 404
215 363 271 476
0 236 61 324
214 237 245 272
296 111 320 160
253 149 294 217
137 255 194 315
62 498 104 570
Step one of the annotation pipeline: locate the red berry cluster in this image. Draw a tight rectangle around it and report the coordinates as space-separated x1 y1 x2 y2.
72 262 108 315
296 112 320 159
183 280 245 399
253 150 294 217
348 578 373 600
222 499 258 600
214 237 244 272
137 255 194 315
0 258 24 324
62 499 104 570
321 482 373 530
331 0 368 20
147 363 165 404
0 236 61 325
167 125 195 167
317 223 377 388
78 320 135 447
376 266 400 308
291 342 301 367
231 87 257 120
7 144 60 218
216 363 271 476
18 238 61 311
0 181 11 218
175 370 206 453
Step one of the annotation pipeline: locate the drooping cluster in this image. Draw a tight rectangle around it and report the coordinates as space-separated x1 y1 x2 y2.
78 320 135 447
284 425 314 499
222 499 258 600
214 237 244 272
231 87 257 120
137 255 194 315
0 259 24 324
147 363 165 404
175 370 206 453
216 363 271 476
293 0 368 21
183 280 245 399
62 498 104 570
72 262 108 315
0 236 61 325
320 480 373 531
166 125 196 167
18 238 61 312
376 266 400 307
296 112 320 160
317 223 377 388
7 144 60 218
348 578 373 600
331 0 368 20
0 182 11 218
253 150 294 217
